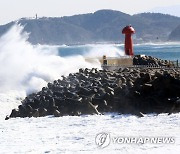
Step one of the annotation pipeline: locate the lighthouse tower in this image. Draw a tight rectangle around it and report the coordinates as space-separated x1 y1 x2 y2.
122 25 135 56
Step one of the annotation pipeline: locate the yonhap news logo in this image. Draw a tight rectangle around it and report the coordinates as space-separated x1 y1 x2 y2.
95 133 175 148
95 132 111 148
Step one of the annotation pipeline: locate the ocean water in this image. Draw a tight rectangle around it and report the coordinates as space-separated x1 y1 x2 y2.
57 43 180 61
0 25 180 153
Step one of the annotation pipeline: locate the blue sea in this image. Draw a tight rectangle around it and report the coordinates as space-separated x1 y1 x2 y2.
56 43 180 65
0 25 180 153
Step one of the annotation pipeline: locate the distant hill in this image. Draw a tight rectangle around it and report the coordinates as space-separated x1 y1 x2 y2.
169 24 180 41
133 13 180 41
1 10 180 45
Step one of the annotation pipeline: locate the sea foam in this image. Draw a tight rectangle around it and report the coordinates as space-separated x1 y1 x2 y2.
0 24 100 95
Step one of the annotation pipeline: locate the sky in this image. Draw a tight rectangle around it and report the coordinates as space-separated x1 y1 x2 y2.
0 0 180 25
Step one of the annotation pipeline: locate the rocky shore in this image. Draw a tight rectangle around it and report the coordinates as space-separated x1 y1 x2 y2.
6 56 180 119
133 55 175 67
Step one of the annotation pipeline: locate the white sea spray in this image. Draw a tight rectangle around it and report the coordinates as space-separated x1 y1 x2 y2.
0 24 101 95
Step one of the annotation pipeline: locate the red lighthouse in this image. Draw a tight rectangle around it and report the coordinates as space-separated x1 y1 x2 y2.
122 25 135 56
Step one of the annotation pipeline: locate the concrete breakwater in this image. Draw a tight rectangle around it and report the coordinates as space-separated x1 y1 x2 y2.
6 57 180 119
133 55 176 66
